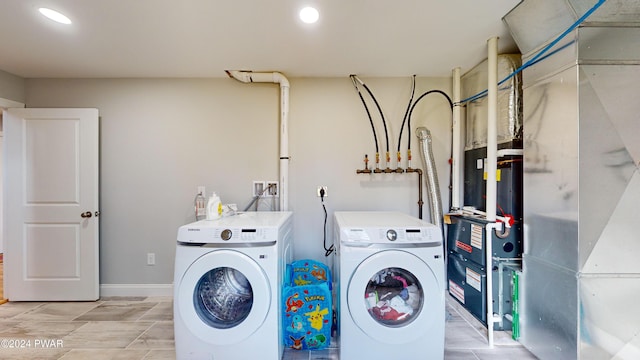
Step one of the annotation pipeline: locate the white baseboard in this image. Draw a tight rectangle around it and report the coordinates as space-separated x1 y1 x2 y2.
100 284 173 297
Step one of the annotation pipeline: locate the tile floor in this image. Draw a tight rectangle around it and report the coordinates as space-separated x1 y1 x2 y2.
0 295 537 359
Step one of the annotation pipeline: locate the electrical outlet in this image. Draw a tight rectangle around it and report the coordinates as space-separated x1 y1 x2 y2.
266 181 279 197
317 186 328 197
253 181 266 197
147 253 156 266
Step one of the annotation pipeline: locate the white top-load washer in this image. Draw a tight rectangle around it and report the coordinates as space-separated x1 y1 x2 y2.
335 211 445 360
174 211 293 360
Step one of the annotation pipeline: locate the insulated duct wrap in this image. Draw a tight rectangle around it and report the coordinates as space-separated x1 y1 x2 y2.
461 54 522 150
416 127 443 234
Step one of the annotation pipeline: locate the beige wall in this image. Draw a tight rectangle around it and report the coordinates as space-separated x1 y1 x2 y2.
24 76 452 286
0 70 25 103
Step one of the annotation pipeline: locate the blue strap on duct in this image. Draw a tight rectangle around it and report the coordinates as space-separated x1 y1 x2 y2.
457 0 607 105
282 259 332 350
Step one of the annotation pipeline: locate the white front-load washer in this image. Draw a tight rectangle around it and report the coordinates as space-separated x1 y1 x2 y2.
173 211 293 360
335 211 445 360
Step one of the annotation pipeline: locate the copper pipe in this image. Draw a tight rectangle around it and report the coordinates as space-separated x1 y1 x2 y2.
356 166 424 219
357 154 373 174
406 168 424 220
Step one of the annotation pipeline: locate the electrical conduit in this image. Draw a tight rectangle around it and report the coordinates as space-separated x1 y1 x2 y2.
225 70 291 211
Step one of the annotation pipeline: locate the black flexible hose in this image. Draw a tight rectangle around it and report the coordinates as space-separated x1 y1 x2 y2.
350 75 379 154
356 76 389 155
407 90 453 150
407 90 454 209
398 75 416 153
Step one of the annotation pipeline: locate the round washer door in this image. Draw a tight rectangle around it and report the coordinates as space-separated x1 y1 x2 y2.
347 249 440 344
177 249 271 345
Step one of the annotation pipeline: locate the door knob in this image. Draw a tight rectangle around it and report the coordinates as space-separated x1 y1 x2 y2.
81 211 93 218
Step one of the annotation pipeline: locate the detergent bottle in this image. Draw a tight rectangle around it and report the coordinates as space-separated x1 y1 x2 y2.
206 193 222 220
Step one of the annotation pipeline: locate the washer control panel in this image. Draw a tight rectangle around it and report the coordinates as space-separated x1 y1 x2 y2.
178 225 276 243
335 211 443 246
176 212 292 244
215 228 270 241
345 227 438 244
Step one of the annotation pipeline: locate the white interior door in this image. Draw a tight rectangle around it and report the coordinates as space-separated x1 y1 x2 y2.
4 108 99 301
0 98 25 255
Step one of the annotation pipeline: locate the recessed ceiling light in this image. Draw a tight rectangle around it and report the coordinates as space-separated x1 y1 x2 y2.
39 8 72 25
299 6 319 24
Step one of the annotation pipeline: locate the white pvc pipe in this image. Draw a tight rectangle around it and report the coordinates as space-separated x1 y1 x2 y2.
279 83 290 211
452 67 462 210
225 70 291 211
486 37 498 223
486 221 502 348
486 36 499 349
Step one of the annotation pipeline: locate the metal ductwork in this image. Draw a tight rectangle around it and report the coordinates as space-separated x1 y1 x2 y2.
504 1 640 358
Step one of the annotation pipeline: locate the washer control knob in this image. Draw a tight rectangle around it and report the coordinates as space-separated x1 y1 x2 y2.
221 229 232 241
386 229 398 241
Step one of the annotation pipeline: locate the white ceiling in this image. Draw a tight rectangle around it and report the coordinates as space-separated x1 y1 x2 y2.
0 0 521 79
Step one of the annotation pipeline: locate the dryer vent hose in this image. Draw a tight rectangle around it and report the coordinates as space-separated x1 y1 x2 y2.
416 127 444 235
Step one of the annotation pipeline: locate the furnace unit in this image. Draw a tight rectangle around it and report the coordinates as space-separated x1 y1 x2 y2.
447 54 523 331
